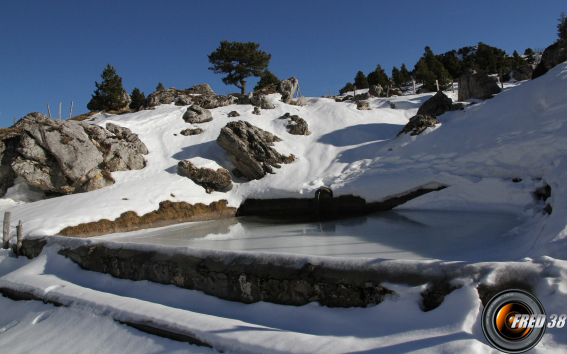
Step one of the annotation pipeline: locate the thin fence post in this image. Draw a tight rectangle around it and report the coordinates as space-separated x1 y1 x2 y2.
46 102 51 118
436 80 440 91
353 85 356 97
14 117 16 125
499 69 504 89
59 101 62 120
16 220 22 256
413 80 416 95
2 212 10 250
70 101 74 119
452 79 455 93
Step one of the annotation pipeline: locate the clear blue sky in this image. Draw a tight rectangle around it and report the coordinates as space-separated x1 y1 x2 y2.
1 0 564 127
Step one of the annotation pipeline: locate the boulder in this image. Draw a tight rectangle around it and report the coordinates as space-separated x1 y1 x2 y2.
180 128 204 136
185 83 215 96
277 77 299 103
0 113 149 196
199 95 237 109
356 101 371 110
354 92 372 100
250 94 275 109
216 121 294 180
228 111 240 118
369 85 383 97
295 96 308 107
397 114 439 137
458 69 501 101
177 160 232 193
532 41 567 80
183 104 213 124
252 107 261 115
279 113 310 135
512 64 536 81
146 87 178 107
175 95 193 106
417 91 453 117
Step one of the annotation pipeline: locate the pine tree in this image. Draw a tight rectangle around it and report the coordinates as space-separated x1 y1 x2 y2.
87 64 126 111
156 82 164 91
354 71 369 89
254 69 279 91
558 11 567 42
391 66 405 87
129 88 146 110
524 48 535 64
367 64 389 88
400 63 412 83
339 82 354 95
208 41 271 94
414 47 451 91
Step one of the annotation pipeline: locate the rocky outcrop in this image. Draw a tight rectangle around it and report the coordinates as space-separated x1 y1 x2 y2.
417 91 453 117
295 96 308 106
369 84 383 97
180 128 204 136
216 121 294 180
175 95 193 106
356 101 371 110
183 105 213 124
277 77 299 103
513 64 536 81
397 114 439 136
279 113 310 135
250 94 275 109
354 92 372 100
199 95 237 109
252 107 261 115
87 91 131 112
532 40 567 80
185 83 215 96
458 69 501 101
146 87 178 107
1 113 148 196
228 111 240 118
177 160 232 193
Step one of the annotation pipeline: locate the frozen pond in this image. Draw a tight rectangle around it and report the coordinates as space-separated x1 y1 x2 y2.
108 210 532 261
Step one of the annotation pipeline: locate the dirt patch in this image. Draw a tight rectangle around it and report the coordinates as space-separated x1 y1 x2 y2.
57 199 236 237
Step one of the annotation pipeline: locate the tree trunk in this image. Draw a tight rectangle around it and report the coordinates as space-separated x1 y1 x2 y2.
240 80 247 95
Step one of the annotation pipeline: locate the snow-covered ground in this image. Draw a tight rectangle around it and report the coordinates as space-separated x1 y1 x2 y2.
1 63 567 352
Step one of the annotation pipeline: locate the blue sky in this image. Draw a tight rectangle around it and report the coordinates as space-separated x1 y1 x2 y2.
1 0 564 127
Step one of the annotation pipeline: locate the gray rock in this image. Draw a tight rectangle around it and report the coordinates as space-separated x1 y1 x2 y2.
185 83 215 96
180 128 204 136
11 157 74 194
458 69 501 101
295 96 308 107
532 41 567 80
512 65 536 81
417 91 453 117
105 122 149 155
200 95 237 109
397 114 439 136
228 111 240 118
176 95 193 106
122 92 132 109
177 160 232 193
216 121 294 180
279 113 310 135
183 104 213 124
354 92 371 100
369 85 383 97
277 77 299 103
356 101 371 110
146 87 178 107
250 94 275 109
252 107 261 115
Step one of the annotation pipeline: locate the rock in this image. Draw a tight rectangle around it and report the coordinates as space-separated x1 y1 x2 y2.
177 160 232 193
356 101 371 110
185 83 215 96
279 113 310 135
417 91 453 117
369 85 383 97
512 64 536 81
146 87 178 107
277 77 299 103
458 69 501 101
175 95 192 106
532 41 567 80
180 128 204 136
1 113 148 196
216 121 294 180
295 96 308 107
122 92 132 109
250 94 275 109
183 104 213 124
252 107 261 115
228 111 240 118
200 95 237 109
354 92 371 100
397 114 439 136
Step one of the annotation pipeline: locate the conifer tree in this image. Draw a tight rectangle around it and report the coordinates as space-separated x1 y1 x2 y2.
391 66 405 87
354 71 369 89
558 11 567 42
339 82 354 95
414 47 451 92
254 69 279 91
156 82 164 91
367 64 389 88
87 64 126 111
400 63 412 83
129 88 146 110
208 41 271 94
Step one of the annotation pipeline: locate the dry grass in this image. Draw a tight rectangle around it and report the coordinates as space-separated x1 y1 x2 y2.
0 127 22 140
57 199 237 237
69 111 99 121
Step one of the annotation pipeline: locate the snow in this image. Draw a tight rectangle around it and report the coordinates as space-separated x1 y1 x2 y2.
1 62 567 352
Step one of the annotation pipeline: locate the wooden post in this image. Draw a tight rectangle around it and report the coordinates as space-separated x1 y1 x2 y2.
452 79 455 93
499 69 504 89
16 220 22 256
386 84 390 98
436 80 439 91
70 101 74 119
59 101 62 120
46 102 51 118
14 117 16 125
353 85 356 97
413 80 416 95
2 212 10 250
